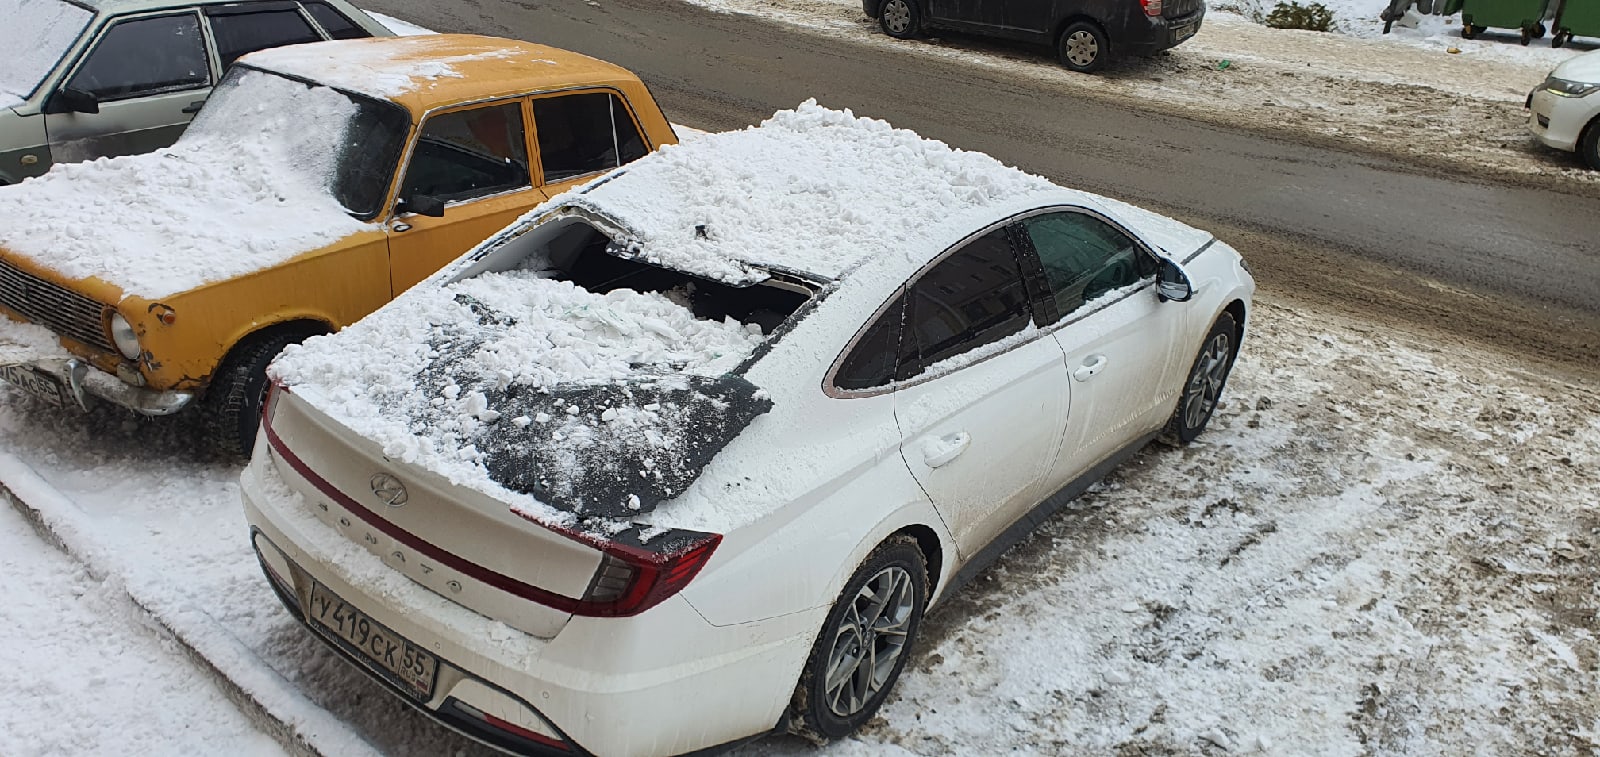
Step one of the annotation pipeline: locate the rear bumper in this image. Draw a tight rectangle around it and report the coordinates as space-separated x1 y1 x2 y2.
1117 10 1205 57
240 444 820 757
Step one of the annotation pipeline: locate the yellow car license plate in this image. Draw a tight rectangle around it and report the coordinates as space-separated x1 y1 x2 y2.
309 582 438 699
0 364 65 406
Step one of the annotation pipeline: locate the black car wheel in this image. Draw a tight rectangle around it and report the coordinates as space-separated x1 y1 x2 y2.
1580 119 1600 171
792 535 927 742
198 328 312 458
1058 21 1109 73
1160 312 1239 445
879 0 921 39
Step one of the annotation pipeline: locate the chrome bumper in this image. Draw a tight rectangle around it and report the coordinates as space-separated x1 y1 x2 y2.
22 357 193 416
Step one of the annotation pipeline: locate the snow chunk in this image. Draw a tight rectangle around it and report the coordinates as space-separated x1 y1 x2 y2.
0 70 373 299
561 99 1062 283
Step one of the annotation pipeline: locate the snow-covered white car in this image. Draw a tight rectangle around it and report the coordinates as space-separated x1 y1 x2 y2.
1528 49 1600 169
240 102 1255 756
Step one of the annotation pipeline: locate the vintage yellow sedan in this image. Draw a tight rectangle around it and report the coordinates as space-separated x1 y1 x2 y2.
0 34 677 455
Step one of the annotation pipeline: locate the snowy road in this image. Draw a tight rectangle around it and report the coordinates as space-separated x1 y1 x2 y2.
7 293 1597 755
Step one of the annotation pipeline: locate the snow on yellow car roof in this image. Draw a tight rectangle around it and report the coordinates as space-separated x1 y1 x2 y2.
237 34 642 115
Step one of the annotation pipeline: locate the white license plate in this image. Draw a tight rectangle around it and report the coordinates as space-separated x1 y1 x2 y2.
309 582 438 699
1174 23 1197 41
0 364 65 406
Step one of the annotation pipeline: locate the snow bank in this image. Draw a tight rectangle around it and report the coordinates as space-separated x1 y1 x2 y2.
0 70 373 300
0 0 91 108
568 99 1063 283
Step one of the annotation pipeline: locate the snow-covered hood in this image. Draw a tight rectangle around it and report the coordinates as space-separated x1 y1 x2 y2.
1551 49 1600 84
271 269 771 522
0 71 375 300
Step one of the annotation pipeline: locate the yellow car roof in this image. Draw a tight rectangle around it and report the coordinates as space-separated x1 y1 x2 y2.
238 34 645 115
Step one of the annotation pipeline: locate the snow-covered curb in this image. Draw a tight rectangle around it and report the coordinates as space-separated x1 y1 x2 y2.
0 453 379 757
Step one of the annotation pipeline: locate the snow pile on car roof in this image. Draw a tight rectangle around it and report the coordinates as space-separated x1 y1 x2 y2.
240 34 518 99
0 71 373 299
560 99 1064 283
271 270 767 524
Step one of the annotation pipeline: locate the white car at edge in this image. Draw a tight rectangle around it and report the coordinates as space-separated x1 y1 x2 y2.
239 102 1255 756
1529 48 1600 169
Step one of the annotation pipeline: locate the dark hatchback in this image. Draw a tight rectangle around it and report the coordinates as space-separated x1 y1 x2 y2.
864 0 1204 72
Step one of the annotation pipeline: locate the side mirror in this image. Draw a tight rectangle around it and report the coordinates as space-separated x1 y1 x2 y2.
397 193 446 218
43 87 99 115
1156 258 1193 302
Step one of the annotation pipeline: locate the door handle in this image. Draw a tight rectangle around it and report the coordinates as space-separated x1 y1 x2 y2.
181 99 207 114
1073 355 1108 382
922 432 971 469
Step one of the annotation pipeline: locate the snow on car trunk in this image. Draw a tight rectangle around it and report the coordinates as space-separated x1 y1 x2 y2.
270 271 767 526
0 69 376 300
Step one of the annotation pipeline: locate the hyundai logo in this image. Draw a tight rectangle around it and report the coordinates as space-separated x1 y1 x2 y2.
369 473 409 507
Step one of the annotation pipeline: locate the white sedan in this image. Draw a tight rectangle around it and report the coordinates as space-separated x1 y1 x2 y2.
1528 49 1600 169
240 102 1255 756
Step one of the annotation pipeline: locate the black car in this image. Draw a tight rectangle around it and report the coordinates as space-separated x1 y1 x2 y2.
864 0 1205 72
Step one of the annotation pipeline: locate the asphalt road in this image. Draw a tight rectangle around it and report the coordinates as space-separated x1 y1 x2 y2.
370 0 1600 374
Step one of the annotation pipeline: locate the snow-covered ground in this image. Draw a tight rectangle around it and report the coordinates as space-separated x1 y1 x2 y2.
5 293 1597 755
684 0 1600 183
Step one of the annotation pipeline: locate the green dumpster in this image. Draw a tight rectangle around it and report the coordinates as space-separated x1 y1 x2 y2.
1551 0 1600 45
1456 0 1552 43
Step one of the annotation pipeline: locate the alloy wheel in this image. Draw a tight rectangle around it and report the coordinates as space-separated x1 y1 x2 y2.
1183 332 1231 429
823 565 915 717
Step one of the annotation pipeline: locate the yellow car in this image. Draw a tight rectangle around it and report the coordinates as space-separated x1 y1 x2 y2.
0 34 677 455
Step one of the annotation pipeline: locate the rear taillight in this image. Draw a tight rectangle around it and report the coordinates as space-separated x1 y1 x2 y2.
572 533 722 617
1140 0 1163 15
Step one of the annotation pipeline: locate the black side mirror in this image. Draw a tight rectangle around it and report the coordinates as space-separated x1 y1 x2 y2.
397 194 446 218
1156 258 1193 302
43 87 99 115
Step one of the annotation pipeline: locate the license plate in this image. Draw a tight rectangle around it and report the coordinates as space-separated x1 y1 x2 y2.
309 582 438 699
0 364 64 406
1174 23 1197 42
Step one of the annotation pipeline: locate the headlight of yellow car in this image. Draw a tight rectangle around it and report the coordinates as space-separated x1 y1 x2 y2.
110 313 141 360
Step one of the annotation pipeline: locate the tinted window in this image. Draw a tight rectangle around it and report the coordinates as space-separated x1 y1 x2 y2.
835 291 905 391
532 92 649 183
68 14 209 101
209 10 322 69
303 2 370 39
1022 212 1154 321
902 229 1031 377
401 102 531 204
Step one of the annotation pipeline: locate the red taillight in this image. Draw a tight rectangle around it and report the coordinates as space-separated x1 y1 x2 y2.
570 533 722 618
1141 0 1163 15
263 381 283 425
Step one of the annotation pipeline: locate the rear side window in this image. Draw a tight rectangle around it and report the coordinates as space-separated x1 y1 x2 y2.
303 2 370 39
209 9 323 69
901 228 1031 378
68 13 210 101
834 291 906 391
531 92 649 183
401 101 532 204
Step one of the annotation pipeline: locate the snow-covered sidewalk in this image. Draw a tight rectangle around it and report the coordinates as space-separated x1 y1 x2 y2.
685 0 1600 184
3 291 1596 755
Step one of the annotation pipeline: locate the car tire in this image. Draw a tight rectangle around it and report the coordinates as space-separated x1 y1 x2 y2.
791 535 928 743
1519 26 1532 45
1058 21 1109 73
1552 29 1570 47
1461 23 1477 38
1580 118 1600 171
878 0 921 39
1532 22 1546 38
1159 312 1239 445
198 329 311 459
